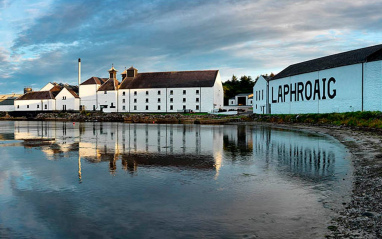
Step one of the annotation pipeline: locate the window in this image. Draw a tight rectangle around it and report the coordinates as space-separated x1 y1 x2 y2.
122 91 126 96
196 105 199 110
196 90 199 94
158 90 161 95
104 91 107 94
183 105 186 110
122 99 125 103
170 105 173 110
170 98 173 103
62 96 66 100
183 90 186 95
110 103 115 108
262 90 264 100
123 106 126 110
146 91 149 95
17 105 19 109
134 106 137 110
170 90 173 95
183 98 186 102
134 91 137 96
158 98 161 103
45 105 47 109
146 105 149 110
146 98 149 103
134 98 137 103
196 98 199 102
256 104 257 109
27 105 29 108
37 105 39 109
158 105 161 110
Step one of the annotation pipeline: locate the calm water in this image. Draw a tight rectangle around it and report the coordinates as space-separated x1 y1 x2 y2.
0 121 352 239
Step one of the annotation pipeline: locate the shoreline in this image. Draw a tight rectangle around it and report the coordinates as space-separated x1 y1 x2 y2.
236 122 382 238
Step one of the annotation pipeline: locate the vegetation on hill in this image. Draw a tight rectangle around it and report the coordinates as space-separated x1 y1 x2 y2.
223 73 274 105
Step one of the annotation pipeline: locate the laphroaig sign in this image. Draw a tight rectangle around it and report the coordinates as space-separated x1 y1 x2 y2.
271 78 336 103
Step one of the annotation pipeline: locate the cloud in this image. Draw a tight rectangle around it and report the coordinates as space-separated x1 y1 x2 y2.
1 0 382 94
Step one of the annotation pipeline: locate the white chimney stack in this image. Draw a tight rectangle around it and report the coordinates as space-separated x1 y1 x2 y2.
78 58 81 86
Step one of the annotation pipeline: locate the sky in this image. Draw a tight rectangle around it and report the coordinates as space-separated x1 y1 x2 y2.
0 0 382 94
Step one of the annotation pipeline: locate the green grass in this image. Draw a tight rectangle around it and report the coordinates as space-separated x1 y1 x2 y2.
252 111 382 128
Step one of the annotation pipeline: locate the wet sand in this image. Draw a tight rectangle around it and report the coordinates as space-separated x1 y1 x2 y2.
239 122 382 238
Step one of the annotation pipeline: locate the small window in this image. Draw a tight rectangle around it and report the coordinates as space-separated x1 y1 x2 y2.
158 90 161 95
123 106 126 110
134 98 137 103
158 105 161 110
183 90 186 95
170 98 173 103
45 105 47 109
170 105 173 110
170 90 173 95
27 105 29 108
196 90 199 94
146 105 149 110
183 98 186 102
146 91 149 95
37 105 39 109
183 105 186 110
122 99 125 103
62 96 66 100
104 91 107 94
134 91 137 96
17 105 19 109
262 90 264 100
256 104 257 109
196 98 199 102
158 98 161 103
146 98 149 103
196 105 199 110
122 91 126 96
134 106 137 110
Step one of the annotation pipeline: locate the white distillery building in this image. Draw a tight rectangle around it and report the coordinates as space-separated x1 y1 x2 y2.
14 83 79 112
80 65 224 113
253 44 382 114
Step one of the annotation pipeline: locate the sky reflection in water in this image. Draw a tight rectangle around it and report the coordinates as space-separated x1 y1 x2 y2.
0 121 351 239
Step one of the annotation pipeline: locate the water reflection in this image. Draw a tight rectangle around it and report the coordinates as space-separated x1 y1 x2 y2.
252 127 342 181
11 121 346 183
14 122 224 178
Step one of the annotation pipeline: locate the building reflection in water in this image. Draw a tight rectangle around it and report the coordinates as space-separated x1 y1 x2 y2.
252 127 338 181
13 122 342 182
13 122 225 179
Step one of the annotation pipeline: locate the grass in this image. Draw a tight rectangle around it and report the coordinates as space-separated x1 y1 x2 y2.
252 111 382 128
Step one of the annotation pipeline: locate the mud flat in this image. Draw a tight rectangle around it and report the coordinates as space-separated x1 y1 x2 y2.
237 122 382 238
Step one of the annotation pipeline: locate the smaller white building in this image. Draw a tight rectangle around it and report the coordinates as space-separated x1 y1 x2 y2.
228 93 253 106
0 94 22 112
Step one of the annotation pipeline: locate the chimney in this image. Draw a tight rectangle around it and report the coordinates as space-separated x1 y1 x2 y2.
78 58 81 86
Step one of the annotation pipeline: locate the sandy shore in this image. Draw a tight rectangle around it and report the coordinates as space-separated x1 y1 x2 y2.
238 122 382 238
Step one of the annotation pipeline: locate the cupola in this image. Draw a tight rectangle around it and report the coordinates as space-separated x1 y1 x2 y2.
108 64 118 79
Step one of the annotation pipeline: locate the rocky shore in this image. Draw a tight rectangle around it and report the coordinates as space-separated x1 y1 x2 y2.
1 112 247 124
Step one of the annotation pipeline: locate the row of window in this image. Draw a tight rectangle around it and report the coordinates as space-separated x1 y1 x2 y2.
255 90 264 101
121 89 200 96
122 98 200 103
17 104 48 109
122 105 200 111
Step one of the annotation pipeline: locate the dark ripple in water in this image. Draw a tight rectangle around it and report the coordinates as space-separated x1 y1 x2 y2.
0 121 352 238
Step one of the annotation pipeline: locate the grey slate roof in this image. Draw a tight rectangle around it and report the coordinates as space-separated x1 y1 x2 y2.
81 77 108 85
98 78 119 91
119 70 218 89
272 44 382 80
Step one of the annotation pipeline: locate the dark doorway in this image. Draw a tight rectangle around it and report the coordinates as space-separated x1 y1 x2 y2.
237 97 246 105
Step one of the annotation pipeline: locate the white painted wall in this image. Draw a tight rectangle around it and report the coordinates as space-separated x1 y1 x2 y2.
267 63 363 114
97 90 118 113
0 105 14 111
213 72 224 110
56 88 80 111
364 61 382 111
79 84 100 111
15 99 56 111
253 76 268 114
40 83 55 91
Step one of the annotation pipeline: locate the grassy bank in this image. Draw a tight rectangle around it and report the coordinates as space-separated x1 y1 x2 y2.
251 111 382 128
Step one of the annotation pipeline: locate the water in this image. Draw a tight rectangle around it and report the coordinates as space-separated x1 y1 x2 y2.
0 121 352 238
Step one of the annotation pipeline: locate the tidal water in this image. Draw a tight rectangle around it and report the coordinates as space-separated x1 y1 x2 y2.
0 121 352 239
